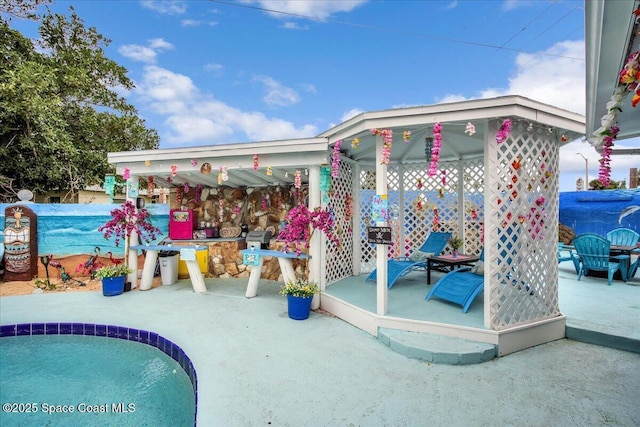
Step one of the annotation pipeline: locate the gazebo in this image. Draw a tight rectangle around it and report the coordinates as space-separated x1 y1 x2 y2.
108 95 584 356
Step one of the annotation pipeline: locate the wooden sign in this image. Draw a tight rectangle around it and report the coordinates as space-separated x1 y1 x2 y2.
367 226 392 244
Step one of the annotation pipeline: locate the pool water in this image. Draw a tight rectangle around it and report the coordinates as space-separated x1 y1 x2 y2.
0 335 195 426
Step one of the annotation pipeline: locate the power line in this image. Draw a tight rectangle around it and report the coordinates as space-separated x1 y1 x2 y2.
209 0 584 61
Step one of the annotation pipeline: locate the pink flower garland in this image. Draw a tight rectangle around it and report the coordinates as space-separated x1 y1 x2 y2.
331 139 342 178
598 125 619 187
428 122 442 176
294 170 301 189
371 128 393 165
496 119 512 144
253 154 259 171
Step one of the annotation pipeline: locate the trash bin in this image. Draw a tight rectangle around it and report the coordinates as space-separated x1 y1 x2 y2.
158 251 178 285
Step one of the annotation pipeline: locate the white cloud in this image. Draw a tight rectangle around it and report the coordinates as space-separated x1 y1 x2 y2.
140 0 187 15
253 75 300 107
118 39 174 64
181 19 219 27
248 0 368 21
444 1 458 10
299 83 317 94
281 22 309 30
438 40 586 115
133 66 317 145
204 63 224 75
341 108 363 122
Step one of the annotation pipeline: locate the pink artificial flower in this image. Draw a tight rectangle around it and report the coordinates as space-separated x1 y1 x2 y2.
332 139 342 178
253 154 259 171
123 167 130 180
428 122 443 176
496 119 512 144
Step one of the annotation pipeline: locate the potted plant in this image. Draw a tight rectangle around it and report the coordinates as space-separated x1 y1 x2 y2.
98 200 162 291
94 264 133 296
448 236 464 258
277 205 339 320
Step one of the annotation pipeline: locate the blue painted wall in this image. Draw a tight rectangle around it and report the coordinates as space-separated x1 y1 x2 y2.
1 203 169 257
559 189 640 237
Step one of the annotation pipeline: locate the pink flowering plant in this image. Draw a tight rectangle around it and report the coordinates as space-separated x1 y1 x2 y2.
98 200 162 268
277 205 339 289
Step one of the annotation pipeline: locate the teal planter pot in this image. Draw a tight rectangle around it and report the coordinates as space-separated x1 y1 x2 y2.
101 275 126 297
287 295 313 320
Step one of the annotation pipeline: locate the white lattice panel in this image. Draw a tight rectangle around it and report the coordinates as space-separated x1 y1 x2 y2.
358 160 485 275
486 120 560 330
325 160 354 284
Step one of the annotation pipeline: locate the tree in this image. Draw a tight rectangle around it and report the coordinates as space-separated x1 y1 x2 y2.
0 5 159 202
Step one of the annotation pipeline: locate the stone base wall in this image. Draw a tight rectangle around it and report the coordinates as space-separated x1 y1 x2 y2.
184 239 306 283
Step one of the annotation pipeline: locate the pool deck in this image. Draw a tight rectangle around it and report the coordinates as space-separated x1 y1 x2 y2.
1 263 639 426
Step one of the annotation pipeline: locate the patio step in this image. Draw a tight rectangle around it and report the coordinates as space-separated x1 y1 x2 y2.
377 328 497 365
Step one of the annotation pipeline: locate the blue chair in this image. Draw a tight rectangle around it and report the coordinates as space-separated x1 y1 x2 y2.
366 231 451 289
425 250 484 313
573 233 625 286
558 242 580 274
607 228 640 247
607 228 640 280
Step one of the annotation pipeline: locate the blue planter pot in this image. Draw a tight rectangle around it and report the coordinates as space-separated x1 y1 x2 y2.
102 275 126 297
287 294 313 320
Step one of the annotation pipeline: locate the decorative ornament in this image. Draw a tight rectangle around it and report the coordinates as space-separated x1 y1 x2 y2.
371 128 393 165
464 122 476 136
145 160 151 167
147 176 154 196
194 184 203 203
331 139 342 178
253 154 259 171
561 134 568 142
266 166 272 176
123 167 130 180
183 182 190 193
428 122 443 176
403 130 411 143
191 159 198 167
351 137 360 149
441 170 446 186
294 170 301 189
496 119 512 144
171 164 177 177
200 162 212 174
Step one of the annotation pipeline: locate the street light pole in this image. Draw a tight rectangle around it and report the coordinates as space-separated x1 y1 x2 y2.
576 153 588 190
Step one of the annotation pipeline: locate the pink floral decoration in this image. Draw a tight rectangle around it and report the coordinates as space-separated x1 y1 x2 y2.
598 125 619 187
441 169 446 186
253 154 259 171
464 122 476 136
428 122 443 176
496 119 512 144
191 159 198 167
403 130 411 143
294 170 301 189
122 167 130 180
170 164 177 177
331 139 342 178
98 200 162 248
183 182 190 193
371 128 393 165
277 205 339 259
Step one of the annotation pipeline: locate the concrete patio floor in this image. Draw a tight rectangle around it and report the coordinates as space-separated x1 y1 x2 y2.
1 264 639 426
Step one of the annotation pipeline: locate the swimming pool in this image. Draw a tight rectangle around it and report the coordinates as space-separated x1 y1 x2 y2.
0 323 197 426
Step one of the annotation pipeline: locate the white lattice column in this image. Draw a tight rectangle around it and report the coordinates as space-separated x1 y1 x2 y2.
308 165 322 310
351 161 362 276
125 176 139 289
375 135 388 315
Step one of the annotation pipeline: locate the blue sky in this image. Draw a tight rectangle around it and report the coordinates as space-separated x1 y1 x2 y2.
10 0 640 191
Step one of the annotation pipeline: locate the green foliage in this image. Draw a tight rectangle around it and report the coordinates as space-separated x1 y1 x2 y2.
0 6 159 202
94 264 133 279
279 279 319 298
589 179 626 190
448 236 463 249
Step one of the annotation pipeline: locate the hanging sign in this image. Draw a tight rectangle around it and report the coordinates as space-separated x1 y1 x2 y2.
367 226 392 244
127 180 139 198
371 194 388 222
320 166 331 192
243 252 261 266
179 247 196 262
104 175 115 196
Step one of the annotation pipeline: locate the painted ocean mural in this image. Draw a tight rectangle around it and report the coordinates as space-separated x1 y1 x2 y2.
1 203 169 257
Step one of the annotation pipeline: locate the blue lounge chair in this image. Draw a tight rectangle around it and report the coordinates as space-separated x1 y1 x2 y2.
425 251 484 313
573 233 625 286
366 231 451 289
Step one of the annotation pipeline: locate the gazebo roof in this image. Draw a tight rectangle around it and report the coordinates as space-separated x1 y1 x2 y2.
107 96 584 189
